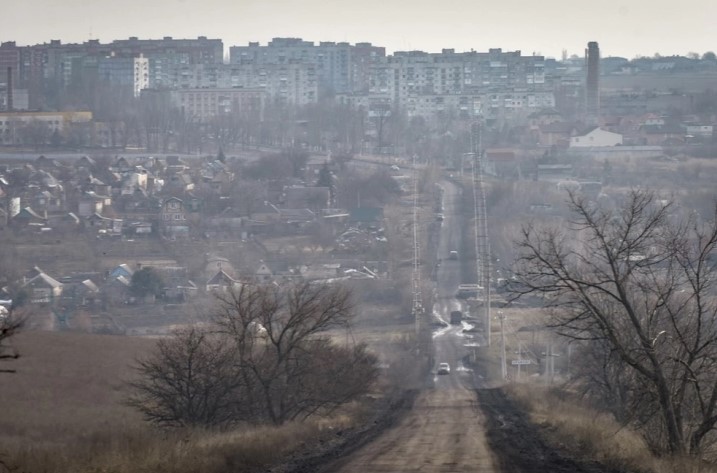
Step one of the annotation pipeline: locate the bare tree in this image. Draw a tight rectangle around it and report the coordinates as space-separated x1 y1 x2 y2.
512 189 717 456
213 282 378 425
126 326 241 428
127 283 379 428
0 310 23 374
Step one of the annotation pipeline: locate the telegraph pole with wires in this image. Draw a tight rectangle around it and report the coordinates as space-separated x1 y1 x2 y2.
470 121 492 346
411 154 428 360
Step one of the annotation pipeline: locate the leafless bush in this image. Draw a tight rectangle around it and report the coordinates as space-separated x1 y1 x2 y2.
127 283 379 428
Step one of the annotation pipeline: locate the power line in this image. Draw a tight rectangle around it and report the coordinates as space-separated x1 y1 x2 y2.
470 122 492 347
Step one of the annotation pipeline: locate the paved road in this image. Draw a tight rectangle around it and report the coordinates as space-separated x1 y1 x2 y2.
326 179 498 473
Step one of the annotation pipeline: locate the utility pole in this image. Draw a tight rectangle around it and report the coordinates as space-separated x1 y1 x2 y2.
470 121 491 346
411 154 427 361
499 311 507 380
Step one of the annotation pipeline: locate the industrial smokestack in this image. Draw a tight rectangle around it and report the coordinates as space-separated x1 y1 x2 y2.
585 42 600 123
6 67 12 111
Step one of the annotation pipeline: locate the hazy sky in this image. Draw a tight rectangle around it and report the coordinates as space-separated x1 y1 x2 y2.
4 0 716 59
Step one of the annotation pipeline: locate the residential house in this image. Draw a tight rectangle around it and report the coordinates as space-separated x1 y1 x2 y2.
111 156 132 173
11 206 46 228
157 266 197 301
102 274 131 305
108 263 134 280
61 278 101 307
165 171 195 194
46 212 81 232
254 262 273 283
570 128 623 147
200 160 234 193
78 191 108 217
22 270 63 304
86 213 122 234
638 124 686 146
684 123 714 139
120 169 149 195
207 207 244 231
83 176 112 197
528 109 563 129
536 122 576 147
484 149 520 178
206 269 238 292
159 197 189 238
75 155 97 170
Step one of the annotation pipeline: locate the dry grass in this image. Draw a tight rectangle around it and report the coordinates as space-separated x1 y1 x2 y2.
0 330 363 473
505 382 717 473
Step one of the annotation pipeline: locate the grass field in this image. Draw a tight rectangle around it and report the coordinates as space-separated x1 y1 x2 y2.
0 330 378 473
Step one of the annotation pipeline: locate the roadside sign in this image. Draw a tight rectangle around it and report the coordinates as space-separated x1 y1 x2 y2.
511 359 531 365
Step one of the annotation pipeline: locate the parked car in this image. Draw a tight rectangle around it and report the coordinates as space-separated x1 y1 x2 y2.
437 362 451 375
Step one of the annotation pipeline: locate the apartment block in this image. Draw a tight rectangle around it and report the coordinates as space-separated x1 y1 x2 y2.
171 87 265 121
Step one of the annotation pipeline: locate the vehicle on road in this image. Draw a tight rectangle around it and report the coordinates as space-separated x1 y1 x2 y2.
450 310 463 325
449 250 458 260
436 213 444 221
437 362 451 375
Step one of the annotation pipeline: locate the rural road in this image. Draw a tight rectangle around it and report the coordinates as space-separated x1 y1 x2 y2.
324 179 499 472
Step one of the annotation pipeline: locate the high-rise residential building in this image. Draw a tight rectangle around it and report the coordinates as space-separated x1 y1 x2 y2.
1 37 223 107
585 41 600 120
109 36 223 65
0 42 21 92
366 48 549 118
170 62 318 107
229 38 385 96
98 54 149 97
171 87 265 121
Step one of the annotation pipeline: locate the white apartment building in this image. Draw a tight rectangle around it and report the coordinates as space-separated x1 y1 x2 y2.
229 38 385 95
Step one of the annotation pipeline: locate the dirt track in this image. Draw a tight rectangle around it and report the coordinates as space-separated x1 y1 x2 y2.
324 380 497 473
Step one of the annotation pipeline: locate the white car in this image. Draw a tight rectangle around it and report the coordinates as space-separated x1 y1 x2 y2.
437 362 451 375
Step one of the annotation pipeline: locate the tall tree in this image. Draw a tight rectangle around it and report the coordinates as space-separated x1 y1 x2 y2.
126 326 241 427
127 283 379 428
130 267 165 299
213 283 378 425
512 189 717 455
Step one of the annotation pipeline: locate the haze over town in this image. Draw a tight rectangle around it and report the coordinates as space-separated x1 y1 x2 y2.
5 0 717 58
2 2 717 473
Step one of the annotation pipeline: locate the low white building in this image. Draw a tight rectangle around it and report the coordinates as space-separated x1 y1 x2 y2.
570 127 623 148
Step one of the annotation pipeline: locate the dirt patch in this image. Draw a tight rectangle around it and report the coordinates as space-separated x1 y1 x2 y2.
476 387 626 473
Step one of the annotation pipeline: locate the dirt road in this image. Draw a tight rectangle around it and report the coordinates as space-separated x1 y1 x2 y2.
325 374 498 473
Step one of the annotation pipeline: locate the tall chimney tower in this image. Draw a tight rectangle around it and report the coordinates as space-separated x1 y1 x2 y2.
585 42 600 123
6 67 12 111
